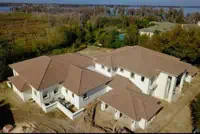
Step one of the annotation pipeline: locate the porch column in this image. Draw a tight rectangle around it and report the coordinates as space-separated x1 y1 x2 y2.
179 73 186 92
167 76 177 103
101 102 107 111
131 120 137 131
114 110 121 120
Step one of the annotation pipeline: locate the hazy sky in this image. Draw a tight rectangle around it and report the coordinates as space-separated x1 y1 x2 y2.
0 0 200 6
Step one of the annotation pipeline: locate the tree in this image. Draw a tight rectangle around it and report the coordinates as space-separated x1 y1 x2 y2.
125 24 139 46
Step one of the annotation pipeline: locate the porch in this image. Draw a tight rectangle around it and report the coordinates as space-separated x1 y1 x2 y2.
100 102 136 131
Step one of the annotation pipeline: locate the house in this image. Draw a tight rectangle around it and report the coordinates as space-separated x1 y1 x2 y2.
100 76 162 130
139 21 176 37
7 53 111 120
7 46 197 130
92 46 197 103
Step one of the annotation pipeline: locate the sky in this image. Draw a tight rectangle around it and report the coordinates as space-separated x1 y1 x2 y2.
0 0 200 6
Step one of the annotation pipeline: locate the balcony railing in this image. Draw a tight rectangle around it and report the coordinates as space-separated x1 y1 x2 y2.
41 99 85 120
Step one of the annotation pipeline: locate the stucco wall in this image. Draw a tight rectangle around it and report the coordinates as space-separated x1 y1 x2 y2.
12 85 32 102
94 63 115 77
139 31 154 37
13 69 19 76
61 84 108 109
78 84 108 109
154 72 169 99
13 85 26 101
116 68 150 94
185 75 192 83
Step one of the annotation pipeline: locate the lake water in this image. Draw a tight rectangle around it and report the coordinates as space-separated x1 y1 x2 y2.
0 6 11 12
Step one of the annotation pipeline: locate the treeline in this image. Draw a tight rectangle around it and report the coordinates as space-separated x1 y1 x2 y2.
12 4 200 24
0 13 145 81
140 26 200 65
0 12 200 82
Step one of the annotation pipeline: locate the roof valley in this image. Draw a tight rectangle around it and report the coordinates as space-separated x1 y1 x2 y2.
38 58 52 90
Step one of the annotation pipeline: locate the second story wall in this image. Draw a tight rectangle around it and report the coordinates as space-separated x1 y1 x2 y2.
116 67 151 94
95 63 115 77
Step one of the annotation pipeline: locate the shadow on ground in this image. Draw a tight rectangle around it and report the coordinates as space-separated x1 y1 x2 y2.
0 99 15 129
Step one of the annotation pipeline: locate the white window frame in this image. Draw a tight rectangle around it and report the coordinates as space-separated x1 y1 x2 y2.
131 72 135 78
141 76 145 82
83 93 89 100
42 91 49 100
54 88 59 95
34 90 37 96
101 65 105 69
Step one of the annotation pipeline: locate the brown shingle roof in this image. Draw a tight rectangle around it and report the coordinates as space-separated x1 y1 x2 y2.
100 89 162 121
9 56 51 90
9 53 94 90
62 65 111 96
8 76 31 92
95 46 197 78
108 75 141 93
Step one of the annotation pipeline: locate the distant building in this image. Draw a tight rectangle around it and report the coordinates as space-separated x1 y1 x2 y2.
139 22 176 37
197 21 200 26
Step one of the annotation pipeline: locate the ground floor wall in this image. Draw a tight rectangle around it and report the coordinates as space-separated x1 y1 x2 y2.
100 102 152 130
12 85 32 102
61 84 109 109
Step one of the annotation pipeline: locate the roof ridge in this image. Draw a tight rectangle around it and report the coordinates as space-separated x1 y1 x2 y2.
38 58 52 90
77 68 83 95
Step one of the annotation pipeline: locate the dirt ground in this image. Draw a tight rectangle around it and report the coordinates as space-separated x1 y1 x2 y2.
79 46 200 133
1 46 200 133
77 46 113 58
0 81 105 133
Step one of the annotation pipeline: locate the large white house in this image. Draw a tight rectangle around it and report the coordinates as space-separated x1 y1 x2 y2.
7 46 197 130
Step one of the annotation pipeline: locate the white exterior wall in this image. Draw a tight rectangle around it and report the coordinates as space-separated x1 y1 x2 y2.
31 84 62 106
12 85 32 102
78 84 108 109
167 76 177 102
13 69 19 76
61 86 80 109
13 85 26 101
116 68 150 94
40 84 63 103
139 31 154 37
185 75 192 83
94 63 114 77
138 118 148 129
61 84 108 109
154 72 169 99
31 86 43 106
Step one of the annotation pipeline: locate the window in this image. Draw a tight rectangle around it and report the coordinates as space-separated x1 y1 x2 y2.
108 68 111 72
34 90 37 96
66 89 68 94
72 93 74 98
54 88 59 94
131 73 135 78
83 93 89 100
43 92 49 99
101 65 105 69
141 76 145 82
120 68 124 72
